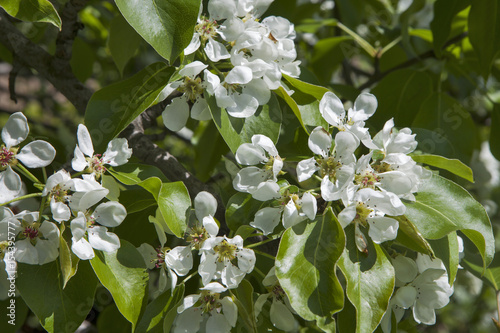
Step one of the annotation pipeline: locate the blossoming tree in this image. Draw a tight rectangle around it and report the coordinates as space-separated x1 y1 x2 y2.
0 0 500 332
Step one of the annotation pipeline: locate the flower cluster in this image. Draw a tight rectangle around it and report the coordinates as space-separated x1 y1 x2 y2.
162 0 300 130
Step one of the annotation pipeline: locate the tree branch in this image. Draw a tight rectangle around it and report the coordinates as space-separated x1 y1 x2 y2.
54 0 88 64
0 10 92 113
358 32 468 90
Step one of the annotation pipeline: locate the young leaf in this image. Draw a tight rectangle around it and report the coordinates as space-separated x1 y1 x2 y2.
337 227 395 333
84 62 175 152
208 94 282 154
468 0 500 79
0 0 61 29
404 174 494 269
115 0 200 63
16 260 97 333
90 240 149 330
275 208 345 322
411 154 474 182
135 285 185 333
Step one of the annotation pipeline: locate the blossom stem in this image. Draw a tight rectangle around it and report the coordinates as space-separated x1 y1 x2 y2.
14 164 41 183
37 195 48 223
0 193 43 206
247 235 279 249
42 167 48 183
181 271 198 284
336 22 377 57
252 266 266 279
253 249 276 261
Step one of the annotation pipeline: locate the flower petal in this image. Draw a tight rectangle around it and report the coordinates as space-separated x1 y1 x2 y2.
296 157 318 182
308 127 332 157
319 91 344 127
235 143 267 166
205 38 230 62
251 207 281 235
102 138 132 167
77 124 94 157
162 97 190 132
190 98 212 121
17 140 56 168
71 145 88 172
270 300 296 331
2 112 29 148
183 33 201 55
0 167 22 204
88 226 120 252
94 201 127 227
194 191 218 221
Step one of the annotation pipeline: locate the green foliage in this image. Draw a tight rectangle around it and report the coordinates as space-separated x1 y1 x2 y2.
115 0 201 63
0 0 61 28
90 240 149 330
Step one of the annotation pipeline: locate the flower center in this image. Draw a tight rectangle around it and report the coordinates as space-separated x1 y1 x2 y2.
195 18 218 42
355 170 380 189
318 156 341 180
272 285 286 301
179 76 204 103
214 239 237 262
199 291 221 314
0 146 17 168
355 202 372 225
0 241 8 260
87 154 106 178
186 225 209 250
50 184 68 203
151 246 167 268
20 222 43 246
372 162 392 174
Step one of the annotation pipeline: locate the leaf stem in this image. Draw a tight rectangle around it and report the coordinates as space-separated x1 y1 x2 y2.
181 270 199 284
336 22 377 57
253 249 276 261
247 236 276 249
0 193 43 207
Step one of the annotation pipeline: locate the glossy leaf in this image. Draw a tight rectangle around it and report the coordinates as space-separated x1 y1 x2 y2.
90 240 149 330
136 285 185 333
283 74 330 100
490 104 500 161
338 227 395 333
17 260 97 333
231 279 258 333
115 0 200 63
0 0 61 28
428 232 460 284
468 0 500 79
370 69 433 130
393 215 434 257
274 86 307 133
108 13 143 75
404 174 494 268
59 226 79 289
275 208 345 322
430 0 470 57
411 154 474 182
412 92 477 162
84 62 175 152
108 164 190 238
225 192 267 232
208 94 282 154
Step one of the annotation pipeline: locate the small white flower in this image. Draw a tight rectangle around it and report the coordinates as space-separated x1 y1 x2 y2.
319 91 377 146
0 210 59 265
297 127 358 202
251 191 317 235
72 124 132 178
255 267 297 332
174 282 237 333
70 201 126 260
198 235 255 289
162 62 214 132
0 112 56 203
42 170 73 222
67 174 109 212
233 135 282 201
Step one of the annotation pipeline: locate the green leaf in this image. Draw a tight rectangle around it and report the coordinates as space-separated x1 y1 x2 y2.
96 304 132 333
17 260 97 333
70 37 96 82
193 121 229 182
428 232 460 285
490 104 500 161
208 93 282 153
115 0 200 63
157 182 191 238
462 251 500 291
404 174 494 269
90 240 149 330
136 285 185 333
0 296 28 333
430 0 470 57
59 226 79 288
108 13 143 75
84 62 174 152
468 0 500 79
393 215 434 257
274 86 307 133
275 208 345 322
0 0 61 29
310 36 352 84
412 92 477 162
109 164 191 238
370 69 433 129
225 192 266 232
411 154 474 182
283 74 330 100
118 188 157 214
231 280 258 333
337 228 395 333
